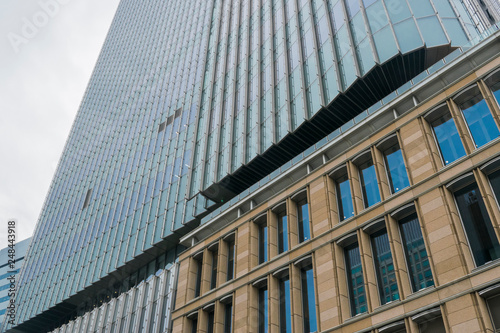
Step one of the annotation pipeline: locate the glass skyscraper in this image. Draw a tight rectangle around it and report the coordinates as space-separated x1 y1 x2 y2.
6 0 490 331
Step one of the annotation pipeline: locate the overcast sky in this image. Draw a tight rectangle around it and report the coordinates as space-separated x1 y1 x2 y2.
0 0 121 247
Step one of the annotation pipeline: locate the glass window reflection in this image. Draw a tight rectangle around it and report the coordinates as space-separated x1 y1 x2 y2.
371 229 399 304
335 171 354 221
430 112 466 165
259 223 268 264
278 211 288 254
456 86 500 148
297 198 311 243
454 182 500 266
358 158 381 208
345 243 367 316
382 142 410 193
301 264 317 333
258 287 268 333
279 276 292 333
398 213 434 292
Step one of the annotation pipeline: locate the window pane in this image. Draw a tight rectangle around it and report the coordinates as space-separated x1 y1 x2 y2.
191 318 198 333
211 251 218 289
431 113 466 165
301 265 317 332
298 199 311 243
195 257 203 297
418 316 446 333
383 143 410 193
227 241 235 281
345 243 367 316
259 224 268 264
207 311 214 333
258 287 268 333
399 213 434 292
278 212 288 253
359 159 381 208
458 90 500 148
454 183 500 266
488 169 500 203
279 277 292 333
336 172 354 221
371 229 399 304
224 303 232 333
486 294 500 330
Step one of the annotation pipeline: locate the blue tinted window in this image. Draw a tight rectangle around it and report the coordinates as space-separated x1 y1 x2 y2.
279 277 292 333
336 172 354 221
259 287 268 333
345 243 367 316
371 229 399 304
399 213 434 292
359 159 381 208
278 212 288 253
301 265 318 332
259 224 268 264
297 198 311 243
383 142 410 193
431 113 466 165
457 88 500 148
194 257 202 297
454 182 500 266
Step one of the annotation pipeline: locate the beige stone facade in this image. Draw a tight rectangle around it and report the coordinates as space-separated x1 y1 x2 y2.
171 39 500 333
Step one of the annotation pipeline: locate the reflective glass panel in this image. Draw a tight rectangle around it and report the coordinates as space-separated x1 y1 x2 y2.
279 277 292 333
486 294 500 330
431 113 466 165
301 264 318 332
457 88 500 148
207 311 214 333
336 172 354 221
224 303 232 333
278 212 288 253
345 243 367 316
259 224 268 264
210 250 218 289
454 182 500 266
194 257 202 297
297 198 311 243
371 229 399 304
399 213 434 292
227 241 235 281
359 159 381 208
259 287 268 333
383 142 410 193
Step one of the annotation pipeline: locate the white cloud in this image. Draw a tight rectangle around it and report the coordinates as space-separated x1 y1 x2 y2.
0 0 120 247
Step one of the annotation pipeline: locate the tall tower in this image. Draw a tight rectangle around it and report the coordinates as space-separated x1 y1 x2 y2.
6 0 488 332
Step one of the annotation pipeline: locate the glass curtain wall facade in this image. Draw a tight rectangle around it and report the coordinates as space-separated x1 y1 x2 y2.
8 0 482 331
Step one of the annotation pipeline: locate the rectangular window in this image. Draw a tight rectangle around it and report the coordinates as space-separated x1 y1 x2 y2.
486 294 500 331
227 241 235 281
259 223 268 264
455 85 500 148
399 213 434 292
210 250 218 290
258 287 268 333
194 257 203 298
279 276 292 333
454 182 500 266
371 229 399 304
207 311 215 333
224 303 233 333
418 316 446 333
334 170 354 221
190 318 198 333
278 211 288 253
345 243 367 316
429 110 466 165
297 198 311 243
358 157 381 208
382 141 410 193
301 264 318 333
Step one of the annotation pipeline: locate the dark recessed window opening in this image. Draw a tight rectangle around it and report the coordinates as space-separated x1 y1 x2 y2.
83 189 92 209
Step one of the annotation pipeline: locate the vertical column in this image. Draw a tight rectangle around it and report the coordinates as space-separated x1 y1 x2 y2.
249 220 260 268
443 294 485 333
309 176 331 237
269 274 280 332
399 118 437 183
347 160 363 214
218 239 228 283
372 145 391 200
236 223 250 276
288 197 299 249
201 248 213 295
290 264 303 333
334 242 350 321
268 210 278 259
314 243 341 330
447 99 475 154
475 169 500 237
325 174 340 226
418 188 467 285
358 229 376 312
386 215 412 300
